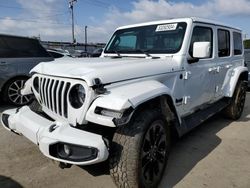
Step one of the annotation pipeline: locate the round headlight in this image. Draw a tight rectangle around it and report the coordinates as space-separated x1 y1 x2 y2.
69 84 86 109
33 77 39 92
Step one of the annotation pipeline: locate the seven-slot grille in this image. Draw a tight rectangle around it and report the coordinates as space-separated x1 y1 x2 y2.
38 76 71 118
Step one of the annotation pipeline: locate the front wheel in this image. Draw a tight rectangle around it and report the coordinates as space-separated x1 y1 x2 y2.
109 109 170 188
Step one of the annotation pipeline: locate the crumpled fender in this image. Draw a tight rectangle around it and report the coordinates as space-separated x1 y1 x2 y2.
21 77 33 95
86 80 175 127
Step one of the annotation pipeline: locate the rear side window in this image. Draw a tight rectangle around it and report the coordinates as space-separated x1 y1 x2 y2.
0 36 51 58
233 32 243 55
218 29 230 57
189 26 213 58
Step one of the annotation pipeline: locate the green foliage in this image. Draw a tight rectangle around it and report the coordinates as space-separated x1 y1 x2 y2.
244 40 250 49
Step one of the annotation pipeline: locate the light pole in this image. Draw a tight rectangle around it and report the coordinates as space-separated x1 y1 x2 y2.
69 0 77 44
85 26 88 52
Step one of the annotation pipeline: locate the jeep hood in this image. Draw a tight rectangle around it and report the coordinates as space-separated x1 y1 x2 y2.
31 57 181 86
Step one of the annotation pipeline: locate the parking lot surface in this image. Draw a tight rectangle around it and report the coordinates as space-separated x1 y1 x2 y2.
0 93 250 188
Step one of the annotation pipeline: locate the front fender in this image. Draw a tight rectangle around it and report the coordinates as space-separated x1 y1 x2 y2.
223 66 248 97
86 80 174 127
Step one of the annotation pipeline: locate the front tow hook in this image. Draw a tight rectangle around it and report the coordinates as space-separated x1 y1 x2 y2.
59 162 72 169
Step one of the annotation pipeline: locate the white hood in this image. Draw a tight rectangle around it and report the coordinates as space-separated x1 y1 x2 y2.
31 57 181 86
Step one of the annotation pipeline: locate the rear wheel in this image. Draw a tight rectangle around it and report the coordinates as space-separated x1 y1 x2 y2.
109 109 170 188
223 80 246 120
3 77 32 106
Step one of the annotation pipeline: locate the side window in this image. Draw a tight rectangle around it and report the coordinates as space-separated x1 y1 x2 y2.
189 26 213 58
115 34 137 50
218 29 230 57
0 37 12 58
233 32 243 55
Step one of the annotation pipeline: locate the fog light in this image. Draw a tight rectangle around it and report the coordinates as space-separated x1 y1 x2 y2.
49 143 98 162
64 144 71 156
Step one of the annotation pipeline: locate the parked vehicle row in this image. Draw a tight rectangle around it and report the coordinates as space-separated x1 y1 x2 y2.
47 49 72 59
70 48 103 58
0 33 104 106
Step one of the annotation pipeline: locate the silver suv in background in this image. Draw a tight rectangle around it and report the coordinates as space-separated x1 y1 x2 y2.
245 49 250 87
0 34 53 106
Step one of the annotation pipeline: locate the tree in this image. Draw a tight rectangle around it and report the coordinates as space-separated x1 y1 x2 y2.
244 40 250 49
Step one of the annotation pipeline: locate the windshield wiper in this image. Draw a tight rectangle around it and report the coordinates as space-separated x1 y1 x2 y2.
105 49 160 59
134 49 151 57
134 49 160 59
105 50 122 58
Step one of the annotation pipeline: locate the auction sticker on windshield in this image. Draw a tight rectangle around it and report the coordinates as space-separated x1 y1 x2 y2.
155 23 177 32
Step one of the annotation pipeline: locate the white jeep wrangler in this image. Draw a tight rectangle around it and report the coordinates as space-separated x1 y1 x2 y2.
1 17 248 188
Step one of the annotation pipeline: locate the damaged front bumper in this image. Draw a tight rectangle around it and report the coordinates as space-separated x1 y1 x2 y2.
1 106 109 165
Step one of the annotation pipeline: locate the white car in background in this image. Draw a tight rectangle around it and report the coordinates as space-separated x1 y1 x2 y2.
47 49 72 59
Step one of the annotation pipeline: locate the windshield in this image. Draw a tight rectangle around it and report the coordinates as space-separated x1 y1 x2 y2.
105 22 187 55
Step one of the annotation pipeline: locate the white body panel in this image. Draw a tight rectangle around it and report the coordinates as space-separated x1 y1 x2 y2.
2 17 247 166
1 107 109 165
31 57 182 86
86 80 178 127
222 66 248 97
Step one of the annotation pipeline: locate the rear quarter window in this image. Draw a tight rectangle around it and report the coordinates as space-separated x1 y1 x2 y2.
233 32 243 55
218 29 230 57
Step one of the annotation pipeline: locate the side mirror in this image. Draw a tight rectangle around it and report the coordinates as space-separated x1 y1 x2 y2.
193 42 211 59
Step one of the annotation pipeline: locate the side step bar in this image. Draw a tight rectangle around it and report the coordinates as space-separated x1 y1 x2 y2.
180 98 230 135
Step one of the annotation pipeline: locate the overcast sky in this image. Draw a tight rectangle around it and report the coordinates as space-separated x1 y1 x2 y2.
0 0 250 43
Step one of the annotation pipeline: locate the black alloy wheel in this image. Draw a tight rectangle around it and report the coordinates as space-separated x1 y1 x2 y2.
140 120 168 187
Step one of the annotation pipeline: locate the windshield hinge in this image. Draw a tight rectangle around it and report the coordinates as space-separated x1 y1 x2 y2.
183 96 190 105
92 78 107 94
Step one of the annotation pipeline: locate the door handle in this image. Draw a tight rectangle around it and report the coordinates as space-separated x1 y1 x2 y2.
225 64 233 69
208 67 216 72
216 66 221 73
0 61 7 66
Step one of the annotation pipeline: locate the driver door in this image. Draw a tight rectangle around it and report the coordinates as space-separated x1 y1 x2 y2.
182 25 216 116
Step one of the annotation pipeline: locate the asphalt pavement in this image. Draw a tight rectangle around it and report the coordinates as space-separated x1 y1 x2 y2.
0 93 250 188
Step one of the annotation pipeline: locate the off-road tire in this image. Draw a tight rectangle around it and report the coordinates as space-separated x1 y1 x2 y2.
223 80 247 120
109 109 170 188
